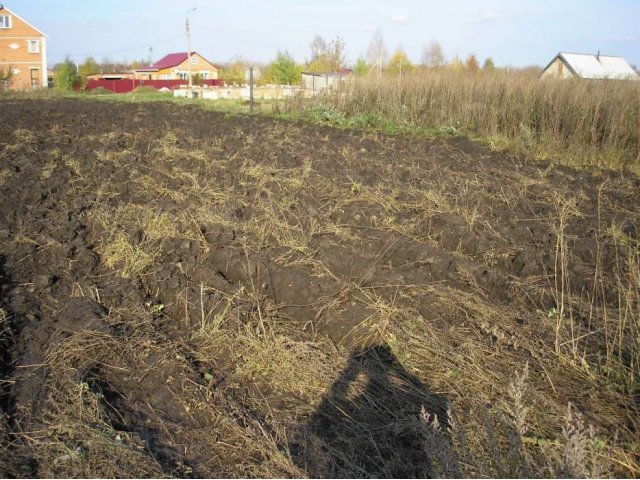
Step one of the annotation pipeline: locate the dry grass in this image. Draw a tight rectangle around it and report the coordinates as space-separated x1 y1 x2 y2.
286 70 640 173
0 308 7 478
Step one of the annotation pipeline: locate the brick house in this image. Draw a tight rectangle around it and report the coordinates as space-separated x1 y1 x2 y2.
0 4 47 90
134 52 218 81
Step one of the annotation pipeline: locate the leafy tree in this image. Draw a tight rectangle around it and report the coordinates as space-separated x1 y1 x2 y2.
192 73 205 86
222 56 248 86
387 48 414 74
95 57 148 74
421 40 445 68
353 56 369 76
307 35 346 72
129 59 148 70
54 58 80 92
268 50 301 85
78 57 99 88
0 66 12 90
483 57 496 72
366 29 388 75
449 55 464 72
466 54 480 75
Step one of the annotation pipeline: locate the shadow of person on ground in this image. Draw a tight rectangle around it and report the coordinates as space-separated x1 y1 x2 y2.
292 344 454 478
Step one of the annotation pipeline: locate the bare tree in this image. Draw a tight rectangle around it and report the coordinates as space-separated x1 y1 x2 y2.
308 35 346 72
421 40 446 68
366 29 388 76
328 35 346 71
310 35 329 65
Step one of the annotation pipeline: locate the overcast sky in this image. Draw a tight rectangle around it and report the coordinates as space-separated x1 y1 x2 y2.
11 0 640 68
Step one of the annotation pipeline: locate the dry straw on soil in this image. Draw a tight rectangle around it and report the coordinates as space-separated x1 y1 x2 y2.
0 100 638 478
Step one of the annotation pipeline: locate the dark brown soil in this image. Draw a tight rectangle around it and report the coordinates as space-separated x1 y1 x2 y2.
0 99 638 478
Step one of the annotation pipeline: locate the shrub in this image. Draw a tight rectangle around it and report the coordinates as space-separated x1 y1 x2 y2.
132 86 163 95
53 58 80 93
86 87 114 95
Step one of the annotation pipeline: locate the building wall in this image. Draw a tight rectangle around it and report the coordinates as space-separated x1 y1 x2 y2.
541 57 574 79
0 7 47 89
301 73 347 92
172 53 218 80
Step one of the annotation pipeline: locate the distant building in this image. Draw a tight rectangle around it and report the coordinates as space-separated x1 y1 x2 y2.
134 51 219 81
541 52 640 80
301 70 351 92
0 4 48 89
86 72 134 81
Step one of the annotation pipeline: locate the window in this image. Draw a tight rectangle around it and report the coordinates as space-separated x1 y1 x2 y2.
30 68 39 87
28 40 40 53
0 15 12 28
191 56 198 64
201 72 208 79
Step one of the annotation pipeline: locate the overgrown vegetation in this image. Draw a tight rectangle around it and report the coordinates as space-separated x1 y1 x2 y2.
284 70 640 173
0 67 12 91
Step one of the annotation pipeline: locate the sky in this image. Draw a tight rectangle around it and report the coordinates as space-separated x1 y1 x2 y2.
8 0 640 68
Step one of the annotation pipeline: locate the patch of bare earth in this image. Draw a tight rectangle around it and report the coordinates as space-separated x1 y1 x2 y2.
0 99 638 477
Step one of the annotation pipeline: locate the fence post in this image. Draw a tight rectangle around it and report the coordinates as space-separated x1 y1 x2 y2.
250 66 254 114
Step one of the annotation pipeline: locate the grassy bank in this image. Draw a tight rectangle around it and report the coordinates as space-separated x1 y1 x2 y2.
283 70 640 173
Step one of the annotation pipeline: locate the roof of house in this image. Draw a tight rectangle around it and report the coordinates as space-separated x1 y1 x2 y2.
546 52 639 80
0 5 47 37
302 69 353 76
136 52 218 72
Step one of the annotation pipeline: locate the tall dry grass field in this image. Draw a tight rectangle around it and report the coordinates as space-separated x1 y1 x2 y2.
287 69 640 172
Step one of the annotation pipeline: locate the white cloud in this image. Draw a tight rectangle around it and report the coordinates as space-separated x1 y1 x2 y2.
354 24 375 32
391 15 409 23
476 12 503 24
606 35 637 42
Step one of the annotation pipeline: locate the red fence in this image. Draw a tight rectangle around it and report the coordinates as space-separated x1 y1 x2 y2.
86 79 224 94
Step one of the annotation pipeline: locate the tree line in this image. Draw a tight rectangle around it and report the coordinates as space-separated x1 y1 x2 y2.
51 30 504 91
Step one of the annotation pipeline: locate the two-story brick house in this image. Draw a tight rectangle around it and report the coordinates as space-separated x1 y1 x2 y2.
0 4 47 90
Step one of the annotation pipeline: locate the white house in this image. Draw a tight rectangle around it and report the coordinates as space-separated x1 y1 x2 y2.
541 52 639 80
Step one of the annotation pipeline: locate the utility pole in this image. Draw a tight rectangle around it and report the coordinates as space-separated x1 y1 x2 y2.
186 7 196 89
148 47 153 67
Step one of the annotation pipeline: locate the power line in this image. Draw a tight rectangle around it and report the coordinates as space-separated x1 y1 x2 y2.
49 34 185 58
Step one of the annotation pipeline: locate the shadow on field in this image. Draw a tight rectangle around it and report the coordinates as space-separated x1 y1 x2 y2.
0 254 14 477
293 345 452 478
0 254 13 407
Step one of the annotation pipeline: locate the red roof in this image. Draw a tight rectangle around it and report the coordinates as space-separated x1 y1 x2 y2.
151 52 190 70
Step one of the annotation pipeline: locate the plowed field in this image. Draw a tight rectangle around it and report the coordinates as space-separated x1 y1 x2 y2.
0 99 638 477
